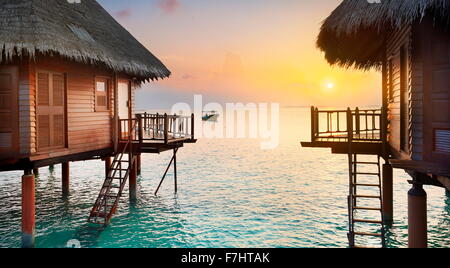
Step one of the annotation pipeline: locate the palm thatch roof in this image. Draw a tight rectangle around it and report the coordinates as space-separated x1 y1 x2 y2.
317 0 450 70
0 0 170 81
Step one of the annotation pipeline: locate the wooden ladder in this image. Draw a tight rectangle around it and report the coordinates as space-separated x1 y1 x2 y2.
88 140 136 225
347 154 386 248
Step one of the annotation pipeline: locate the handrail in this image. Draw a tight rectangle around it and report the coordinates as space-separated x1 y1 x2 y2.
310 106 382 142
134 113 195 144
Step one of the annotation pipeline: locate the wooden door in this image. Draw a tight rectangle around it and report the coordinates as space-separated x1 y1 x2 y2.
36 71 66 151
118 81 130 120
0 66 18 158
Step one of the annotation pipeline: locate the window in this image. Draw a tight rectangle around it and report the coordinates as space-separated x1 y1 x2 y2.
95 77 109 111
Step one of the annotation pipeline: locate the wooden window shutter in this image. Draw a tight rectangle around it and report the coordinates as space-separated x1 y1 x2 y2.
38 73 50 106
37 71 66 151
38 115 50 149
53 74 64 106
95 78 109 111
435 129 450 153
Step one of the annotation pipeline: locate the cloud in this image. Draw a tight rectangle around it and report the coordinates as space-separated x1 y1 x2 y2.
115 8 132 19
182 74 196 80
156 0 180 13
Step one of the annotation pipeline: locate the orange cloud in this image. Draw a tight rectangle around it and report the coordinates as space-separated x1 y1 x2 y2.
157 0 180 13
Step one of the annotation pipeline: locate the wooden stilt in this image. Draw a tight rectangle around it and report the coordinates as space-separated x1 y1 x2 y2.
62 162 70 196
155 148 179 196
32 168 39 177
382 163 393 223
129 160 137 202
174 149 177 194
22 170 35 248
408 182 427 248
137 154 141 175
105 157 112 176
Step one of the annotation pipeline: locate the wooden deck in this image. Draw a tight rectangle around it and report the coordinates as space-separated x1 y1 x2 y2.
301 107 385 155
119 113 197 154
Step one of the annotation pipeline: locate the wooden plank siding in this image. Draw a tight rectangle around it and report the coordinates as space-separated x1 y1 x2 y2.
386 25 413 159
420 18 450 164
10 56 135 163
18 63 36 155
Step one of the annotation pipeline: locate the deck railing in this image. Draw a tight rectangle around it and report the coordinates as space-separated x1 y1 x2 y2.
137 113 195 143
310 107 383 142
119 113 195 144
119 118 139 142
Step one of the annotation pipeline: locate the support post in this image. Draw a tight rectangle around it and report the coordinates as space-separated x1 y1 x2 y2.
105 157 112 176
408 182 427 248
174 149 177 194
32 168 39 177
382 163 394 223
129 160 137 202
62 162 70 196
310 106 315 142
137 154 141 175
164 113 169 144
22 170 35 248
191 113 195 140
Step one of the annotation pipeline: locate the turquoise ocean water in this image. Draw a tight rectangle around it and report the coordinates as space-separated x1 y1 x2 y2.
0 108 448 248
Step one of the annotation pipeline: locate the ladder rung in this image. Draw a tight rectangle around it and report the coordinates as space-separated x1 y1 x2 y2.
355 162 379 165
353 219 383 224
354 232 382 237
353 206 381 211
354 183 380 187
355 172 379 176
354 195 381 199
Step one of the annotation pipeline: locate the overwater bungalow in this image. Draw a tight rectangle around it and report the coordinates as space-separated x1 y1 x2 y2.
302 0 450 248
0 0 196 248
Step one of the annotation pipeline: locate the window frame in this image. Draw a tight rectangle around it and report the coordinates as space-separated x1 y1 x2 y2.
94 76 110 112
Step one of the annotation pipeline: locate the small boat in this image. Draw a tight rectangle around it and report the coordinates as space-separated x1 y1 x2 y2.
202 111 219 121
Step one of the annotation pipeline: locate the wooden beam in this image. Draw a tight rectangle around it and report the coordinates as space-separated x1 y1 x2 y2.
437 176 450 191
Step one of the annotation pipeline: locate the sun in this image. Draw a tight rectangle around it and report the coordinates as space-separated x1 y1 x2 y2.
327 82 334 89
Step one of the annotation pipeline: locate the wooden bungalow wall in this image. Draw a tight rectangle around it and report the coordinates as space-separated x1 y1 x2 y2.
386 18 450 164
18 58 118 161
418 18 450 164
386 25 416 160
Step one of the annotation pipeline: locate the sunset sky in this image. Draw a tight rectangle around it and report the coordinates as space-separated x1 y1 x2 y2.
99 0 381 109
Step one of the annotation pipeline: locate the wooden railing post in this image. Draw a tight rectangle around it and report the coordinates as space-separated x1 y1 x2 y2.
137 114 143 144
347 107 353 142
156 113 160 137
312 106 315 142
355 107 360 136
144 112 148 131
314 107 319 139
118 120 122 142
164 113 169 144
191 113 195 139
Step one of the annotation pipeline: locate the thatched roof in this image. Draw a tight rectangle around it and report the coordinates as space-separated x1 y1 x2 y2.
317 0 450 70
0 0 170 81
